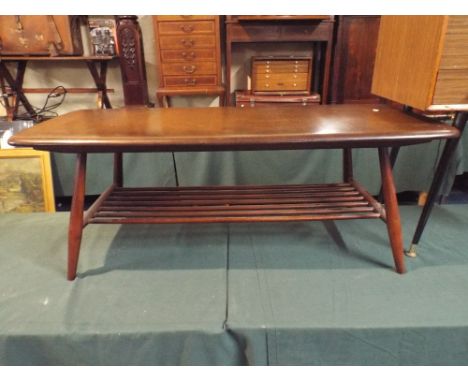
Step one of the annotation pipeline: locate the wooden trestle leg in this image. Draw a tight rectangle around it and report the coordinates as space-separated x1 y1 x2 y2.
378 147 405 274
68 153 87 280
114 152 123 187
343 148 353 182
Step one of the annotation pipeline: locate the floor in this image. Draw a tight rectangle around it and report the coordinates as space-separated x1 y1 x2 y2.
1 203 468 365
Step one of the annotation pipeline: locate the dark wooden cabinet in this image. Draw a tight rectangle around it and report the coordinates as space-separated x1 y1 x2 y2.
225 16 334 105
116 16 150 106
331 16 381 104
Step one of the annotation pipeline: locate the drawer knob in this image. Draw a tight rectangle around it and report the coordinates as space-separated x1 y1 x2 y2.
181 51 196 60
180 24 194 33
184 78 197 86
180 38 194 47
183 65 196 73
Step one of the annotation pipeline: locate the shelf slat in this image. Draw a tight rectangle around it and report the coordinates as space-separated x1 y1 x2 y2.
87 183 384 225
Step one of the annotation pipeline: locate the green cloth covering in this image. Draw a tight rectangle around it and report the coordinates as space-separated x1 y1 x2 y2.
1 204 468 365
51 142 450 197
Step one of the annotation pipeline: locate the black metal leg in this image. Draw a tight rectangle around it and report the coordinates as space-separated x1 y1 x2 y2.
407 112 468 257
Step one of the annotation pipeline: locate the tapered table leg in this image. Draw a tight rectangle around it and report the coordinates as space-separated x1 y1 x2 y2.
406 139 459 257
68 153 87 280
407 111 468 257
379 147 405 274
343 148 353 182
114 152 123 187
377 146 400 203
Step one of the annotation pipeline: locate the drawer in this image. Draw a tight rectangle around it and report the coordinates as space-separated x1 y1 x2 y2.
155 16 215 21
158 21 216 35
254 78 310 92
160 49 216 62
159 35 216 49
235 91 321 107
163 75 218 87
237 100 319 108
253 62 310 74
162 62 217 76
254 73 309 82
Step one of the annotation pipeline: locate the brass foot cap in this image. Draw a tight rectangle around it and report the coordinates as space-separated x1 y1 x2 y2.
405 244 418 258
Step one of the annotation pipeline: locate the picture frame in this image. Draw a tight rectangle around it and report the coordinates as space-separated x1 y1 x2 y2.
0 148 55 213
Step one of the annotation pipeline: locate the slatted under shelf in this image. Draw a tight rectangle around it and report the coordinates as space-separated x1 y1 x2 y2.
86 182 384 224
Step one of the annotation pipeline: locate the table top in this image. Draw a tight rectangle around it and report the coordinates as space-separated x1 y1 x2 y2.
9 104 460 153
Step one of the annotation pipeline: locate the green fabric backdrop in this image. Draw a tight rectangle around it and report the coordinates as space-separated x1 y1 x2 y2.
51 142 450 197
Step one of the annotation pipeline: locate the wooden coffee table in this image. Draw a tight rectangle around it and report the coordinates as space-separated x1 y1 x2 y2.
9 105 459 280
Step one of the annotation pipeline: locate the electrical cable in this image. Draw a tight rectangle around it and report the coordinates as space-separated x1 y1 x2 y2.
15 85 67 121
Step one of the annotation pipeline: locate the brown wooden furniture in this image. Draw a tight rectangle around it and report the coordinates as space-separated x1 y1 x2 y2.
372 16 468 112
0 16 83 56
331 16 381 104
152 16 225 107
251 56 312 95
0 56 115 119
115 16 149 106
8 105 459 280
371 16 468 257
235 90 320 107
225 16 334 105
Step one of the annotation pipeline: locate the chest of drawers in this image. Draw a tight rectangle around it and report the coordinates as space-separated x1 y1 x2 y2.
251 56 313 95
235 90 320 107
153 16 225 107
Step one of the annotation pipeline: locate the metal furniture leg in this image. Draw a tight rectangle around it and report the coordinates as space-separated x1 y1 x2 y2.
407 112 467 257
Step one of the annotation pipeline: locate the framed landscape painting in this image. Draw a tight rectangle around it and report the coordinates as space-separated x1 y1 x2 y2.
0 148 55 213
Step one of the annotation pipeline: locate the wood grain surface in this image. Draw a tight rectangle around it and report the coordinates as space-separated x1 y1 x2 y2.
9 104 459 152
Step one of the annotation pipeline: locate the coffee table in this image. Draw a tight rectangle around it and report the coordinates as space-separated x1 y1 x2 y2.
9 105 459 280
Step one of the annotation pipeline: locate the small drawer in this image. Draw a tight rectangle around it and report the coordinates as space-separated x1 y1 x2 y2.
158 21 216 35
254 79 309 92
159 35 216 49
162 62 217 76
155 16 215 21
160 49 216 62
253 62 310 74
258 73 309 81
163 75 218 87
